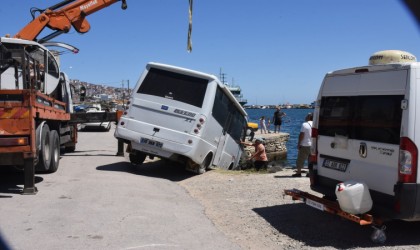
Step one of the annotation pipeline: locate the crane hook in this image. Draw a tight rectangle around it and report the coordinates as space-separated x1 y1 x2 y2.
121 0 127 10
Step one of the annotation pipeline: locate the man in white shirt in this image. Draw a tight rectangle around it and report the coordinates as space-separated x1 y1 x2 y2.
292 113 313 177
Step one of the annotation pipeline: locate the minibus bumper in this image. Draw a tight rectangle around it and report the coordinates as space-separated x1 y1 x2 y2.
114 125 195 158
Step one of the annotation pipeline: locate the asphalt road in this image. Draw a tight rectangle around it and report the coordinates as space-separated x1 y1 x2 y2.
0 125 240 250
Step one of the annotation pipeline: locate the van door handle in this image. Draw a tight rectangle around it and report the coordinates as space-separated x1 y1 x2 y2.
359 142 367 158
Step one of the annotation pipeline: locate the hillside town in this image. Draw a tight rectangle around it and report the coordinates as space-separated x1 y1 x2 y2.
70 79 130 110
71 79 315 110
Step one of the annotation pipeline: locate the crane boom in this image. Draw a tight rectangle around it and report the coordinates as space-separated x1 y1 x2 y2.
14 0 127 42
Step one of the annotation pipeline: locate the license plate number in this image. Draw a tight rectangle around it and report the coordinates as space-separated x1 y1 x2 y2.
140 137 163 148
322 159 348 172
306 198 325 211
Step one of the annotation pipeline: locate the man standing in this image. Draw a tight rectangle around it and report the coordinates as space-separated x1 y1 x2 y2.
293 113 313 177
273 107 286 133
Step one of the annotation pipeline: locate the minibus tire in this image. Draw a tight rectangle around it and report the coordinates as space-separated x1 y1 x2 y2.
228 163 234 170
197 154 212 174
129 152 146 165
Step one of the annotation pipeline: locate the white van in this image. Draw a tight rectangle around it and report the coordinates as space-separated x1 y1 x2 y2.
310 50 420 221
114 63 247 173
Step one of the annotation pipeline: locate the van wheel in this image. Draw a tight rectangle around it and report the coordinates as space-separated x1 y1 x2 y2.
48 130 60 173
129 152 146 165
36 124 51 172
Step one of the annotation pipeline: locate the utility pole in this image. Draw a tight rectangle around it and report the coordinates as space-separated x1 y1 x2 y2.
121 80 125 108
127 80 130 98
219 68 227 85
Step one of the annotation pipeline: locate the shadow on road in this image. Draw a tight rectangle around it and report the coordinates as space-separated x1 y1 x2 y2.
0 167 44 196
63 150 119 157
96 159 195 182
253 203 420 248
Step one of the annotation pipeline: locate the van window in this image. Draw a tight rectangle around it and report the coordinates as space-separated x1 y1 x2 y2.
137 68 208 108
319 95 403 144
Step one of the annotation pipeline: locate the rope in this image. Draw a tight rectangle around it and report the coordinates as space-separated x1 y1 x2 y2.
187 0 193 52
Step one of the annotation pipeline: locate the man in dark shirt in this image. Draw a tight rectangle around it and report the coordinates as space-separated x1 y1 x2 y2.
273 107 286 133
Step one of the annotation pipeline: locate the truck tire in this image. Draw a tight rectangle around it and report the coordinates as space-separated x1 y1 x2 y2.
48 130 60 173
36 124 51 172
65 145 76 153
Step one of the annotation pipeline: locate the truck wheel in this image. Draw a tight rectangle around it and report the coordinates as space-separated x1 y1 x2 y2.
48 130 60 173
36 124 51 172
129 152 146 165
65 145 76 153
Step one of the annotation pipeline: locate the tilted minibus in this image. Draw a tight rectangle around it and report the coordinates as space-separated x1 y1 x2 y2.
114 63 247 173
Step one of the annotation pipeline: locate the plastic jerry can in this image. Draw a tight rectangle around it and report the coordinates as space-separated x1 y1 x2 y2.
335 180 373 214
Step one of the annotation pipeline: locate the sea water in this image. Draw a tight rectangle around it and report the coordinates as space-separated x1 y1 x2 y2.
246 108 314 167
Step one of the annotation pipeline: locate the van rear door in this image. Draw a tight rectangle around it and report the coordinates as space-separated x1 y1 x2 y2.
317 69 407 196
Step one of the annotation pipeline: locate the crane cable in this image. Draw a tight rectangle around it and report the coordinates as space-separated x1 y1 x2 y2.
187 0 193 52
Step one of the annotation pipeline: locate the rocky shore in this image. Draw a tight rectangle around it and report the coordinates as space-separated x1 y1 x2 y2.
241 131 289 170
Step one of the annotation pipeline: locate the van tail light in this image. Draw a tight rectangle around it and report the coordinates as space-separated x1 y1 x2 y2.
398 137 418 183
310 128 318 164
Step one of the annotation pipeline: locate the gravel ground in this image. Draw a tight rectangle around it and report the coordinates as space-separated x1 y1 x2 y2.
178 167 420 250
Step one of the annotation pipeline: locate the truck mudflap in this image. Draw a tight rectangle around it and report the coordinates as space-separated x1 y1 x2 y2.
284 188 382 226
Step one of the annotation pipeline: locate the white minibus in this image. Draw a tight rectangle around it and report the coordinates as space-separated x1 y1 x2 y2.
114 63 247 173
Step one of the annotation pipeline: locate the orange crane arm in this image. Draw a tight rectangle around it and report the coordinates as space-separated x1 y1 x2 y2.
14 0 127 41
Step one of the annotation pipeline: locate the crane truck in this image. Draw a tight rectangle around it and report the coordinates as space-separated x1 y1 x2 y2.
0 0 127 194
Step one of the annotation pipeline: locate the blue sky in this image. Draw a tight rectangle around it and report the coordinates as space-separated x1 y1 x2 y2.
1 1 419 105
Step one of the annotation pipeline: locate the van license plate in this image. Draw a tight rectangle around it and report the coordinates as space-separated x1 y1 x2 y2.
322 159 348 172
306 198 324 211
140 137 163 148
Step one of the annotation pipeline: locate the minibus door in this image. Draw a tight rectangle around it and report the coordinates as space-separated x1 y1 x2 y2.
214 115 232 166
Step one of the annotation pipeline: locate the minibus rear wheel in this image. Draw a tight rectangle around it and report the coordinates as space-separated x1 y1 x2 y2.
197 154 212 174
129 151 146 165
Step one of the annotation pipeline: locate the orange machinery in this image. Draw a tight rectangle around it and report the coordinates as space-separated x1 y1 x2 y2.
0 0 127 194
